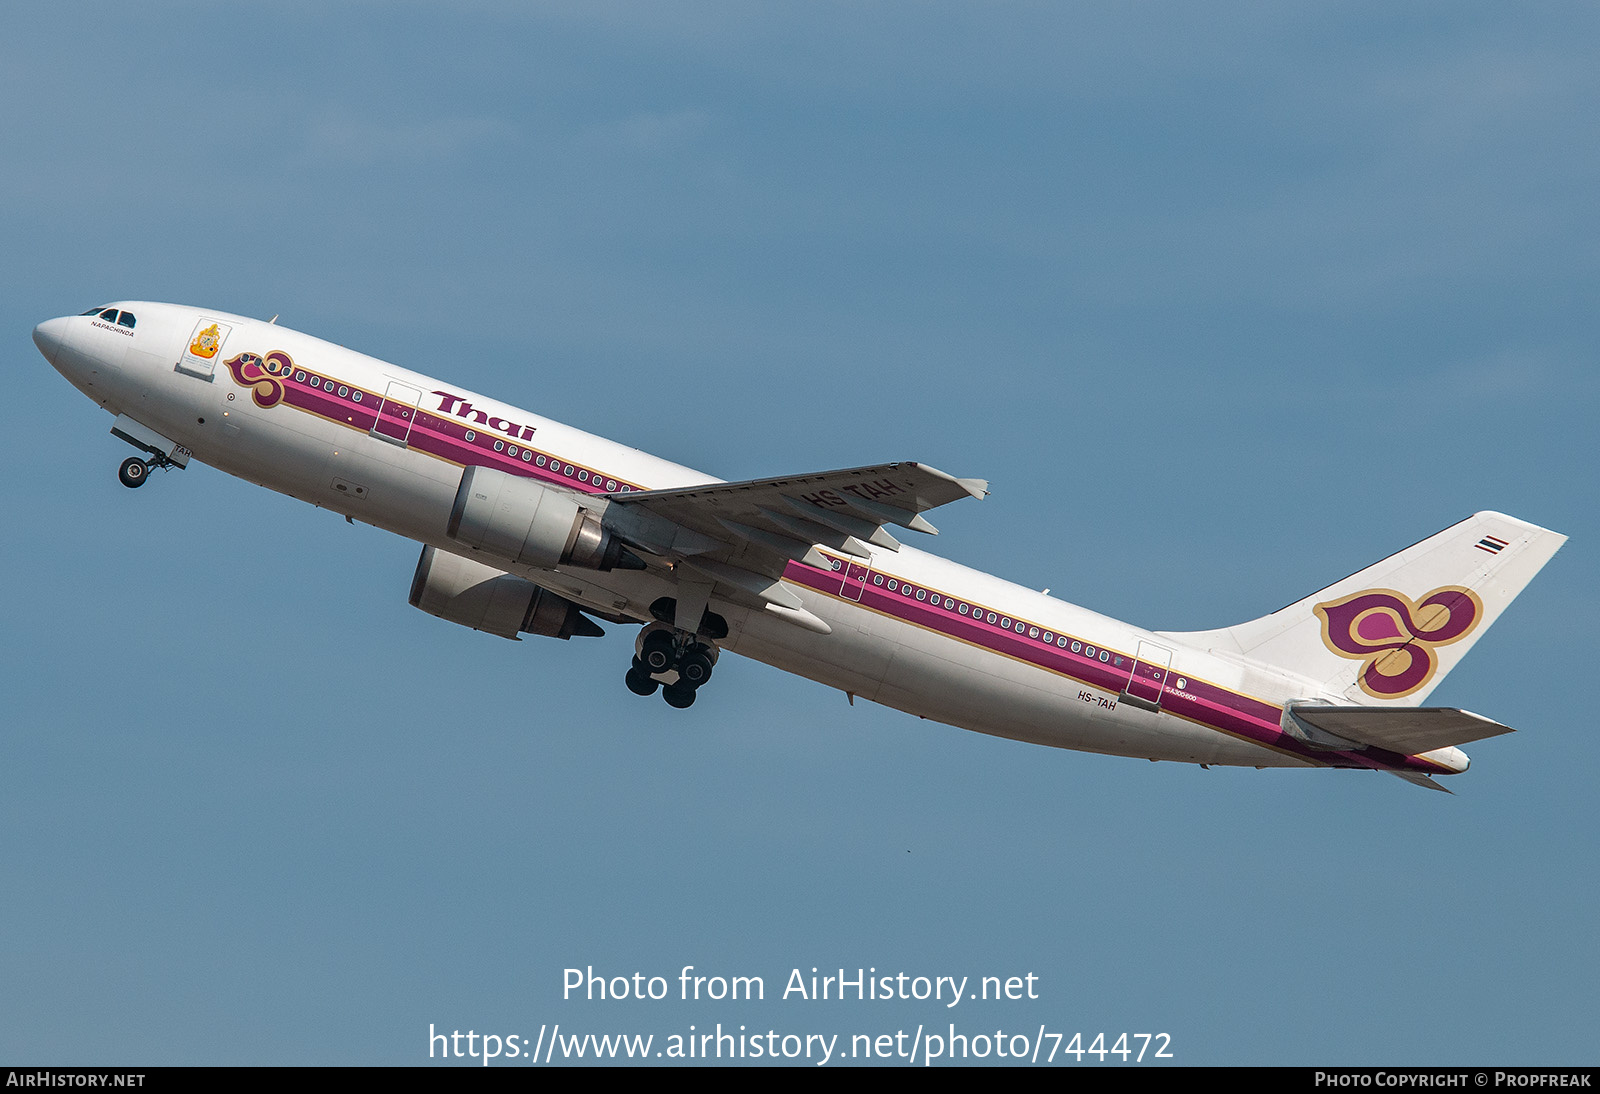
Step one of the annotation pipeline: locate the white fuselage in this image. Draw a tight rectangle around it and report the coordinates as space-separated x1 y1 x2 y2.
36 301 1434 774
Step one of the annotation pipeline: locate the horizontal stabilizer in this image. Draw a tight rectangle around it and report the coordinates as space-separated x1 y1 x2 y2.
1286 704 1514 756
1391 770 1454 794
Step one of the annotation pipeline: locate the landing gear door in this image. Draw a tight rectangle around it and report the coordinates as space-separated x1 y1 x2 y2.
371 380 423 446
175 319 232 380
1120 640 1173 712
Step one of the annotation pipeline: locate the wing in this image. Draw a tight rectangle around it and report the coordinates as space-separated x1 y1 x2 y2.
600 462 987 632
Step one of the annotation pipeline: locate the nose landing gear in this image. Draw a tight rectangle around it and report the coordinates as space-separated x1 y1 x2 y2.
626 622 720 708
116 450 181 489
118 457 149 488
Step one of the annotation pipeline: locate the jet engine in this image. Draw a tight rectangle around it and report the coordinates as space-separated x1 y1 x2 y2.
446 465 643 572
408 545 603 640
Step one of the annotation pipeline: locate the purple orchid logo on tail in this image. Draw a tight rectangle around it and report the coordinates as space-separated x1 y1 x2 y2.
1314 586 1483 699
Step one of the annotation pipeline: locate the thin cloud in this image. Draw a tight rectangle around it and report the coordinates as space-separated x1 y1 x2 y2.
580 110 712 154
304 109 517 165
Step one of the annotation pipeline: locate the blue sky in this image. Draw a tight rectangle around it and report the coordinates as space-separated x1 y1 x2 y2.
3 2 1596 1065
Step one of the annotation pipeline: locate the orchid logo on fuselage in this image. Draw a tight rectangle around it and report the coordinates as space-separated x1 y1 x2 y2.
1315 586 1483 699
223 351 290 408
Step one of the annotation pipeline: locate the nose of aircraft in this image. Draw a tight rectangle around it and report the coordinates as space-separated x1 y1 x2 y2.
32 316 70 366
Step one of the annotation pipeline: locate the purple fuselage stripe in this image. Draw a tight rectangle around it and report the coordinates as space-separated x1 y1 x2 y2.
259 354 1442 775
274 367 635 494
782 559 1442 775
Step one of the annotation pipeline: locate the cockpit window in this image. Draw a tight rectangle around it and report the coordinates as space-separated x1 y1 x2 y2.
79 306 137 328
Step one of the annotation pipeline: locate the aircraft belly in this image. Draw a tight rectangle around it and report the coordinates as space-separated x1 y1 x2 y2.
729 631 894 708
193 394 459 537
722 593 895 702
725 590 1307 767
198 403 335 497
874 633 1302 766
330 441 460 540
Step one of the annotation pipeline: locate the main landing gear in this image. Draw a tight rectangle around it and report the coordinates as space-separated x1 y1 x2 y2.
625 622 719 708
117 452 179 489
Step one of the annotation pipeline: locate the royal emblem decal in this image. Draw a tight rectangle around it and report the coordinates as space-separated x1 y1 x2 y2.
189 323 223 360
1315 586 1483 699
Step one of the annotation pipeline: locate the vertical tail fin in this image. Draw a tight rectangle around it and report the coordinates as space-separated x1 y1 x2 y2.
1163 512 1566 705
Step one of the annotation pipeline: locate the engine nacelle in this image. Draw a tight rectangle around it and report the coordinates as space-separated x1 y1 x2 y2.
408 545 604 640
446 465 640 572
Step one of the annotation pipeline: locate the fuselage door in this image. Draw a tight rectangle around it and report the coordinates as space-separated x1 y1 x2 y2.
371 380 423 446
1120 640 1174 712
841 559 871 602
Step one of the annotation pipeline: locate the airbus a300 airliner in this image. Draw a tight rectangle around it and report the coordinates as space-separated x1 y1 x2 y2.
33 302 1566 789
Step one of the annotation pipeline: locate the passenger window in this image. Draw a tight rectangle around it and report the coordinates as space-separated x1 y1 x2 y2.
117 312 136 328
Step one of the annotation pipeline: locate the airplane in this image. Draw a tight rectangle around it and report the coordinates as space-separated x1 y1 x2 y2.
32 301 1567 790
